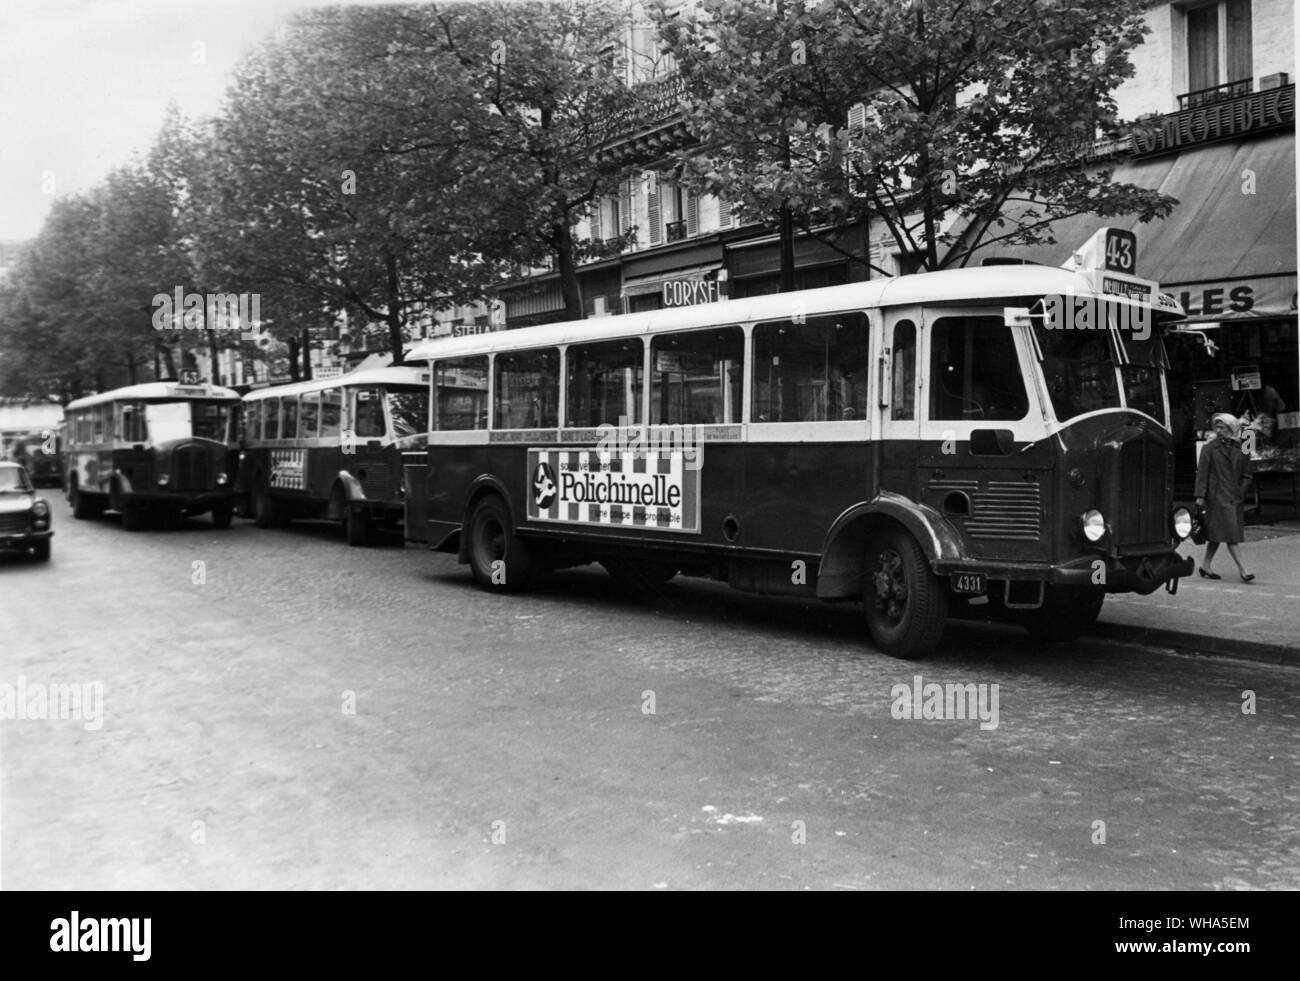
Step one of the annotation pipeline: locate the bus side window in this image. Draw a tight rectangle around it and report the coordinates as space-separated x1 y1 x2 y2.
566 339 643 428
651 326 743 426
121 403 147 443
928 317 1029 422
752 313 870 422
435 358 489 430
299 392 320 439
319 389 342 439
281 396 299 440
264 398 281 440
494 349 559 429
891 321 917 421
245 400 262 442
353 389 386 438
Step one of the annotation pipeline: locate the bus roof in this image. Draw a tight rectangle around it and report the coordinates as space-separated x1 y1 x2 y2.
66 382 241 412
241 366 429 401
408 264 1182 361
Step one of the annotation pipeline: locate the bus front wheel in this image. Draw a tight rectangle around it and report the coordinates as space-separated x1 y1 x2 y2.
70 485 103 521
862 527 948 659
467 496 538 591
344 506 371 547
253 484 282 528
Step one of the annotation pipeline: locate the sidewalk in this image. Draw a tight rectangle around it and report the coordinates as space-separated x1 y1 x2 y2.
1093 520 1300 664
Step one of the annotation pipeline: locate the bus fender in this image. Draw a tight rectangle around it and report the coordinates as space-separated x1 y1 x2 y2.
328 472 367 518
110 471 135 497
816 491 963 599
457 476 516 563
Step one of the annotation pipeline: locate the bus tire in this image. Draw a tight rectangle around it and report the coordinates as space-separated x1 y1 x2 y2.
344 506 371 547
211 501 234 529
467 495 537 591
252 483 282 528
70 484 102 520
862 526 948 659
1022 585 1104 643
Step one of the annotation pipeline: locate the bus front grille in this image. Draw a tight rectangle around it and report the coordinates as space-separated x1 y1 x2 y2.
361 463 391 499
172 447 210 492
1116 435 1168 547
966 481 1042 541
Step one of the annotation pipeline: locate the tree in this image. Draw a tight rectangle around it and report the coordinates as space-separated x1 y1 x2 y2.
654 0 1176 280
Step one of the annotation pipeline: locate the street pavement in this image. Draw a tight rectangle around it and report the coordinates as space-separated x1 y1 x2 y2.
1096 521 1300 662
1 508 1297 890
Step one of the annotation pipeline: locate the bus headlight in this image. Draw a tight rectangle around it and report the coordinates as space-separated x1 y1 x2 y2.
157 474 170 487
216 472 228 486
1172 506 1193 540
1081 509 1106 542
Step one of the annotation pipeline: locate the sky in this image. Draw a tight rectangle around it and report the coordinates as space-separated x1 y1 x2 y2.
0 0 419 242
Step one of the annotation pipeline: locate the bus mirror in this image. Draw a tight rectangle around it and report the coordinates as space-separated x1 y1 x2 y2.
1004 306 1032 327
970 428 1015 456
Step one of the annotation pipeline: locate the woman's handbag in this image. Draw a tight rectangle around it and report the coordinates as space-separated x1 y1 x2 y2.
1190 505 1208 546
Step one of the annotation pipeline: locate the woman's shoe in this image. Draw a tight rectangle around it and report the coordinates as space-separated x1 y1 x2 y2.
1199 567 1221 580
1240 572 1255 583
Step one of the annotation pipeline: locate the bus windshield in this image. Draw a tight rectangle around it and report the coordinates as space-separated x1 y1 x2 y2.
386 388 429 439
142 401 233 443
1117 331 1169 426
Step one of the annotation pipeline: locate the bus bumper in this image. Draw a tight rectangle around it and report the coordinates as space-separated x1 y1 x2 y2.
937 551 1194 595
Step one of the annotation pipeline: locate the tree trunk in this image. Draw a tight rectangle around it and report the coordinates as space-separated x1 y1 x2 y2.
154 342 162 380
301 327 312 380
125 353 137 386
385 249 404 365
778 124 796 292
288 336 301 383
207 330 221 385
555 221 583 319
160 343 177 381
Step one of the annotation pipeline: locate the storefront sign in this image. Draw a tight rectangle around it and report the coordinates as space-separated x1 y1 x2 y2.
662 279 720 306
1133 85 1294 155
1173 279 1300 319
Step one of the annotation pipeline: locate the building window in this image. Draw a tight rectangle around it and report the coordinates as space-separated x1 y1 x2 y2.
1187 0 1253 94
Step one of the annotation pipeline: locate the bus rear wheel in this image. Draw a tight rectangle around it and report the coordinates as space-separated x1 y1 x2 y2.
467 496 538 591
862 527 948 659
252 483 282 528
1022 585 1105 643
70 485 103 520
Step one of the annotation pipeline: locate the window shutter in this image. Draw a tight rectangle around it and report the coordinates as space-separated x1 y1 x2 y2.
717 194 732 228
686 189 698 237
620 179 632 241
647 173 661 246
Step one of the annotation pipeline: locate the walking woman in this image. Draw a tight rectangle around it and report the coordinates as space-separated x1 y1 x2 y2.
1195 412 1255 582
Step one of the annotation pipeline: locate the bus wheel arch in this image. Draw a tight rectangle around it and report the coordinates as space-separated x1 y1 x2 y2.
817 496 960 600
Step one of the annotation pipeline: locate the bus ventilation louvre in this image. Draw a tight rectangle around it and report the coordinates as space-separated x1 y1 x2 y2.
361 463 391 499
173 446 210 492
932 479 1042 541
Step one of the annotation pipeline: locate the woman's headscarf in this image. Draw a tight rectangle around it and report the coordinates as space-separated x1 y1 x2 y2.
1211 412 1241 438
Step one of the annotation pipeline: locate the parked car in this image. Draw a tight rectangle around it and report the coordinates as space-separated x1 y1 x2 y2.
0 461 53 561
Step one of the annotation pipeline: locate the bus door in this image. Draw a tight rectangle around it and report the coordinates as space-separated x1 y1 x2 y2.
346 387 395 501
310 387 344 499
913 306 1051 564
877 309 922 501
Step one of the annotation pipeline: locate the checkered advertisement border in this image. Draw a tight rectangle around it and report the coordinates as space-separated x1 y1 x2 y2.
526 448 700 533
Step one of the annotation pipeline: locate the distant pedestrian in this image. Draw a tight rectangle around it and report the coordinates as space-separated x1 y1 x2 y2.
1195 412 1254 582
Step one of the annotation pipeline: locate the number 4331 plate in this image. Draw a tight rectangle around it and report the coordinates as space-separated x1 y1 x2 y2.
951 572 987 595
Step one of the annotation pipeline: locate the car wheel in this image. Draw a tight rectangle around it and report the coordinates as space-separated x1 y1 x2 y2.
31 539 50 562
862 526 948 659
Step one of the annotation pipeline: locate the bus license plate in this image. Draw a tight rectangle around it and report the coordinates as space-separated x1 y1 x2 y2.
951 573 987 595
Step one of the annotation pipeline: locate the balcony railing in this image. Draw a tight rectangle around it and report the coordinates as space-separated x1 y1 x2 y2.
1178 78 1253 111
665 220 687 243
602 73 687 141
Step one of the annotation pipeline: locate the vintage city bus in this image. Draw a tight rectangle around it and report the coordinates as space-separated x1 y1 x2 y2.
405 229 1195 659
238 367 429 545
63 381 241 529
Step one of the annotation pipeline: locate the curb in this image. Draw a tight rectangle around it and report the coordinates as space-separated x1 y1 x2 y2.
1090 620 1300 666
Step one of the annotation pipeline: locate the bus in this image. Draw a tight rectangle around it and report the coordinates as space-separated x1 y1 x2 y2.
238 367 429 545
405 229 1196 659
5 427 62 487
63 381 241 530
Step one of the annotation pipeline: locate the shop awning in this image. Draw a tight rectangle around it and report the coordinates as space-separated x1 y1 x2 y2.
972 132 1296 320
621 262 723 297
